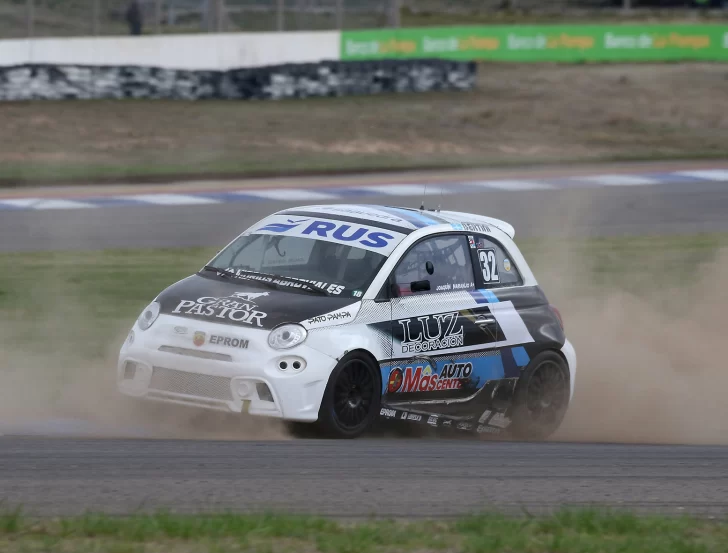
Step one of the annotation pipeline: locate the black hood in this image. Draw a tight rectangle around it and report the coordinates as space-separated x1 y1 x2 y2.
157 274 357 330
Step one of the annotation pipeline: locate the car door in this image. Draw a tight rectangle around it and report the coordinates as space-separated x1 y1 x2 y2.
383 233 506 410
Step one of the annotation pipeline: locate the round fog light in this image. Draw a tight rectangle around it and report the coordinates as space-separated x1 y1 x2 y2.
237 381 253 398
279 361 288 370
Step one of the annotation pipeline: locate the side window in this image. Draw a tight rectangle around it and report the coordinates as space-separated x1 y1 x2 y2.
472 234 522 287
393 234 476 296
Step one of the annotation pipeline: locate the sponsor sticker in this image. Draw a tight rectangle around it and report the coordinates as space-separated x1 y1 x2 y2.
380 407 397 419
387 362 473 394
174 326 188 335
427 415 438 427
307 310 352 325
461 222 491 233
209 335 249 349
399 312 464 354
172 292 268 327
503 258 512 272
224 270 346 294
252 215 404 255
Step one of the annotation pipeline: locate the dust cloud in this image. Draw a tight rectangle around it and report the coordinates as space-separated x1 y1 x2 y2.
1 205 727 445
0 287 287 441
538 239 728 446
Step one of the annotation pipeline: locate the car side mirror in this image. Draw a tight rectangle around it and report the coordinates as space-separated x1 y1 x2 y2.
410 279 431 292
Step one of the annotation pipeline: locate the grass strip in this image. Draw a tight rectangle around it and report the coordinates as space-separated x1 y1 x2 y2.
3 63 727 186
0 508 726 553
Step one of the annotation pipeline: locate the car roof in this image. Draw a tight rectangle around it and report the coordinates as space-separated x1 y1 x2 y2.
273 204 516 239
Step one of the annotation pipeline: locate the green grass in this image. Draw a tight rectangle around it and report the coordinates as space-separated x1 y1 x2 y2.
0 508 726 552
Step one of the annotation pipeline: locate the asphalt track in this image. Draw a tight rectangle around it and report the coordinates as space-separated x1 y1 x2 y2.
2 437 728 517
3 163 728 252
3 162 728 517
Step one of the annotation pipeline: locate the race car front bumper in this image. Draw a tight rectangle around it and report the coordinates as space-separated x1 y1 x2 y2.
117 315 338 422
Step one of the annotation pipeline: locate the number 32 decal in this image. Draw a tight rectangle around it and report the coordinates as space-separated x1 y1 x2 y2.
478 249 499 283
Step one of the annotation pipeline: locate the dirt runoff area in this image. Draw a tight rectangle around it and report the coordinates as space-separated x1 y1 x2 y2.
1 62 727 185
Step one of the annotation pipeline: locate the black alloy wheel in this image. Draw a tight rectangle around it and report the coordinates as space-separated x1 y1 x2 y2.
510 351 570 441
524 360 568 427
315 352 382 439
333 358 375 430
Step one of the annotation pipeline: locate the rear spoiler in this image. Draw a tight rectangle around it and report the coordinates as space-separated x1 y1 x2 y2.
478 217 515 239
436 211 515 239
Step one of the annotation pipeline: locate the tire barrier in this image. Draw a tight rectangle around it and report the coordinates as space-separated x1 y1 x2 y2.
0 59 476 101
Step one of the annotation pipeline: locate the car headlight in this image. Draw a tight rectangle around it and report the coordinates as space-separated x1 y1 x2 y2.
137 301 160 331
268 324 307 350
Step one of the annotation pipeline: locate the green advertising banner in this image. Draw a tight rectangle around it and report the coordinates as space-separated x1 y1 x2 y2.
341 24 728 63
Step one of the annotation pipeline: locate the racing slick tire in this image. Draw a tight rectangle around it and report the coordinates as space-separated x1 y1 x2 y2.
509 350 570 441
288 351 382 439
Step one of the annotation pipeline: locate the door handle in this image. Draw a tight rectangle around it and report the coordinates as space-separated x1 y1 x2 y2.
474 316 496 326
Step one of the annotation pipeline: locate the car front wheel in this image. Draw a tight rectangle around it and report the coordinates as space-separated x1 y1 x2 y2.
288 352 381 439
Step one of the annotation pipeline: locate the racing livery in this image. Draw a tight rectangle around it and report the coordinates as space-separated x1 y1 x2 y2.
118 204 577 439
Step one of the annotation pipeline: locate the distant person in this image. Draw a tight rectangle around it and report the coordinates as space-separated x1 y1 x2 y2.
126 0 143 35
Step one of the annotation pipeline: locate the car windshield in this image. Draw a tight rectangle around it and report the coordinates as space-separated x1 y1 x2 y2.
205 233 387 298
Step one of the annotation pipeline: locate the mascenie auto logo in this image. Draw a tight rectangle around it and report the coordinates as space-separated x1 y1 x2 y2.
387 361 474 394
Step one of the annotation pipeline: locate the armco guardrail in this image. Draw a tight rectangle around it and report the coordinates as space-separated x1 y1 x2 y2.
0 59 476 101
341 24 728 62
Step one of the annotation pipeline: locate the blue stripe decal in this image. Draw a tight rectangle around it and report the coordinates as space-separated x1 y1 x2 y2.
374 206 441 228
480 289 500 303
468 289 499 304
511 347 530 367
469 289 500 304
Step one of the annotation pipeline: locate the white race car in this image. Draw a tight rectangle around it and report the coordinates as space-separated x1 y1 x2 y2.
118 204 576 439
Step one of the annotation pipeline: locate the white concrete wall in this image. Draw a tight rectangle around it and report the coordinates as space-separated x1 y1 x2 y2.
0 31 341 70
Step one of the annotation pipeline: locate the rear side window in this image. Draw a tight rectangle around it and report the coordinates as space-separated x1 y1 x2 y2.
472 234 522 287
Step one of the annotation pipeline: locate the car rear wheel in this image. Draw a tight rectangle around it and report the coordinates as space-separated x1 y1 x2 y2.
509 351 570 441
288 352 381 439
